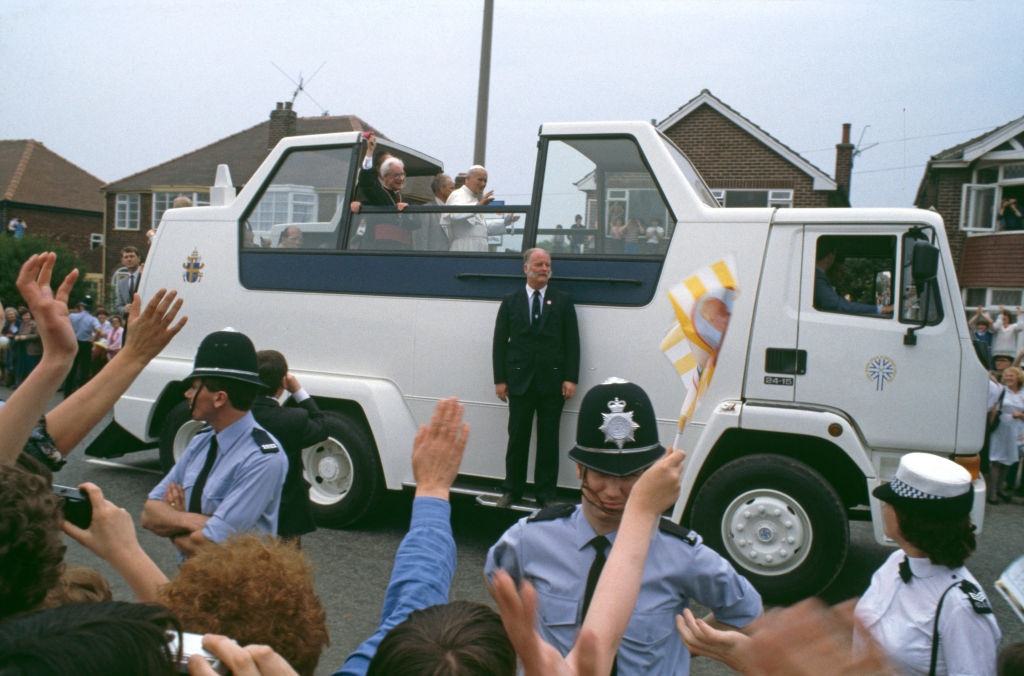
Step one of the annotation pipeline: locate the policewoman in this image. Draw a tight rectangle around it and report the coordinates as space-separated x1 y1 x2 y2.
142 330 288 555
856 453 1001 676
485 378 762 675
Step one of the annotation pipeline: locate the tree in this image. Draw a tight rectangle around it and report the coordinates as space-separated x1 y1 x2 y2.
0 235 89 310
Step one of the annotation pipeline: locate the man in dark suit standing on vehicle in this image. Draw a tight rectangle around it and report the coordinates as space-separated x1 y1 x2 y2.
252 349 329 544
493 247 580 508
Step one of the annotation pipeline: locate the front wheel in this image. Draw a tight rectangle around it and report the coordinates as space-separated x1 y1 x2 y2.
303 411 382 528
690 454 848 604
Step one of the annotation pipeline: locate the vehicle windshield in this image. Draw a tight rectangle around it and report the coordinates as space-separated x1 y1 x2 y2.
658 132 718 208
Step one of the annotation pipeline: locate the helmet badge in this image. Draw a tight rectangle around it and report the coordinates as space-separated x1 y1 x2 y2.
599 397 640 449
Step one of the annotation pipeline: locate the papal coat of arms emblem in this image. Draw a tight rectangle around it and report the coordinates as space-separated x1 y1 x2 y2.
182 249 205 283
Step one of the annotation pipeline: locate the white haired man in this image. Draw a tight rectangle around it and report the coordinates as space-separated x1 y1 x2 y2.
353 133 417 250
445 165 517 252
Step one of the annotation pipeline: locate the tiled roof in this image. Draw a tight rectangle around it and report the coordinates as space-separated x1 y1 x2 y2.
0 140 103 212
931 113 1024 161
103 114 378 192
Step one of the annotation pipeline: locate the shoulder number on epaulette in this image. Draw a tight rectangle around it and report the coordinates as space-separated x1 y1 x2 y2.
659 517 697 545
528 503 575 522
958 580 994 614
251 428 280 454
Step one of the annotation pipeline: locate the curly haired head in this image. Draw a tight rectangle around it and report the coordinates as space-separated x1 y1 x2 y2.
42 565 113 608
0 464 65 619
158 534 328 675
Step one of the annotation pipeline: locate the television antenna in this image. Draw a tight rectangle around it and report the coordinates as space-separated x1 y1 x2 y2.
271 61 330 116
854 124 879 158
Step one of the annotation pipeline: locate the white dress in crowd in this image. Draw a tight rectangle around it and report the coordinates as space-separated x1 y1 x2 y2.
991 314 1023 356
989 385 1024 465
855 551 1001 676
445 185 506 252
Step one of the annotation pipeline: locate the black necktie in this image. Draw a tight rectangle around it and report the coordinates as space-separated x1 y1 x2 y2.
899 555 913 583
188 436 219 514
582 535 617 675
531 290 542 330
582 535 610 619
129 272 138 297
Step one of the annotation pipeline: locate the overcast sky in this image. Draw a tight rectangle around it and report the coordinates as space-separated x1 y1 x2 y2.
3 0 1022 208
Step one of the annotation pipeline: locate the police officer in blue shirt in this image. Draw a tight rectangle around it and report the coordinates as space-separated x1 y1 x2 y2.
142 330 288 557
485 378 762 675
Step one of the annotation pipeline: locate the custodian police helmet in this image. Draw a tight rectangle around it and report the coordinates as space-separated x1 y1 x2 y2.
569 378 664 476
184 329 266 390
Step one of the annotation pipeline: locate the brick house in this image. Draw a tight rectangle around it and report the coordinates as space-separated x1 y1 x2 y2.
0 139 104 292
914 114 1024 309
657 89 853 208
100 102 381 287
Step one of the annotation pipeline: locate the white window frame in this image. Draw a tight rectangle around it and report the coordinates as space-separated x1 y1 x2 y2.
709 189 792 208
114 194 140 231
959 183 998 232
960 163 1024 232
152 191 210 228
249 184 319 237
961 287 1024 310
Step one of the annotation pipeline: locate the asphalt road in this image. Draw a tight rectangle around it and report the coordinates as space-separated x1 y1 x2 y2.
10 389 1024 675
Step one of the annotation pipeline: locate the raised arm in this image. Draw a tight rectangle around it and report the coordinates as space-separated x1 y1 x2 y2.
44 288 187 454
0 253 78 465
337 398 469 675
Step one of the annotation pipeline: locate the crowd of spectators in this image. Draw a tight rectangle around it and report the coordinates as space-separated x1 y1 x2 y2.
0 251 1020 675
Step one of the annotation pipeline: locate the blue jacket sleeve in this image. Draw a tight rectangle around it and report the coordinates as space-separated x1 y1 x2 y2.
814 268 880 315
335 497 455 676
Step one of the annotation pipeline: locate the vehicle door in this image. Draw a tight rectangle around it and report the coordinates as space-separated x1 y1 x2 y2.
795 226 959 452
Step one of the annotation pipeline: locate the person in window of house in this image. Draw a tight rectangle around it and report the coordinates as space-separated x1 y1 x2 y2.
814 242 893 316
999 197 1023 231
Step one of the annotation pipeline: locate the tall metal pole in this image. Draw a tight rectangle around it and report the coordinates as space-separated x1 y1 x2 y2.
473 0 494 166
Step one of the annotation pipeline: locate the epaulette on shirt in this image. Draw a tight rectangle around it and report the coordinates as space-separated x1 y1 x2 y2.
958 580 994 614
658 517 698 545
251 428 280 454
528 503 575 522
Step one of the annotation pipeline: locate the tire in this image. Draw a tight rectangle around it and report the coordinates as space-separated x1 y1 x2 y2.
303 411 382 528
158 401 205 472
690 454 848 604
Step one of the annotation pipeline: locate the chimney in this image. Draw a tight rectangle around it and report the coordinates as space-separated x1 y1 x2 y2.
268 101 297 149
834 122 854 203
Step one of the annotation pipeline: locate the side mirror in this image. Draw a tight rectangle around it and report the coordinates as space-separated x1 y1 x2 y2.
911 242 939 283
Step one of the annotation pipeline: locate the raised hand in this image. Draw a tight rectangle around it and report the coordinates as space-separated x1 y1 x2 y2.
62 482 141 563
188 634 298 676
16 252 77 362
122 288 187 364
490 571 578 676
412 397 469 500
628 447 685 515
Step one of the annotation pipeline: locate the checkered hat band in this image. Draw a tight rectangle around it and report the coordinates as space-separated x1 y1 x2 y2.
889 477 943 500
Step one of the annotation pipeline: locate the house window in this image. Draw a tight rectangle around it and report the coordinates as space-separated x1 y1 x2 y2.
961 288 1024 309
991 289 1023 306
710 189 793 208
153 191 210 227
114 194 140 230
964 288 988 307
960 164 1024 232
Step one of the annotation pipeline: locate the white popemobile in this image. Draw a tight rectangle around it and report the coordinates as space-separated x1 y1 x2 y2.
87 121 989 602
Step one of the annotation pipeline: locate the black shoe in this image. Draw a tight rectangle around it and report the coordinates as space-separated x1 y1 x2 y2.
495 493 516 509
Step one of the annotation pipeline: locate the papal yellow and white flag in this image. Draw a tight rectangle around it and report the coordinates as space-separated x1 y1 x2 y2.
660 256 738 446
